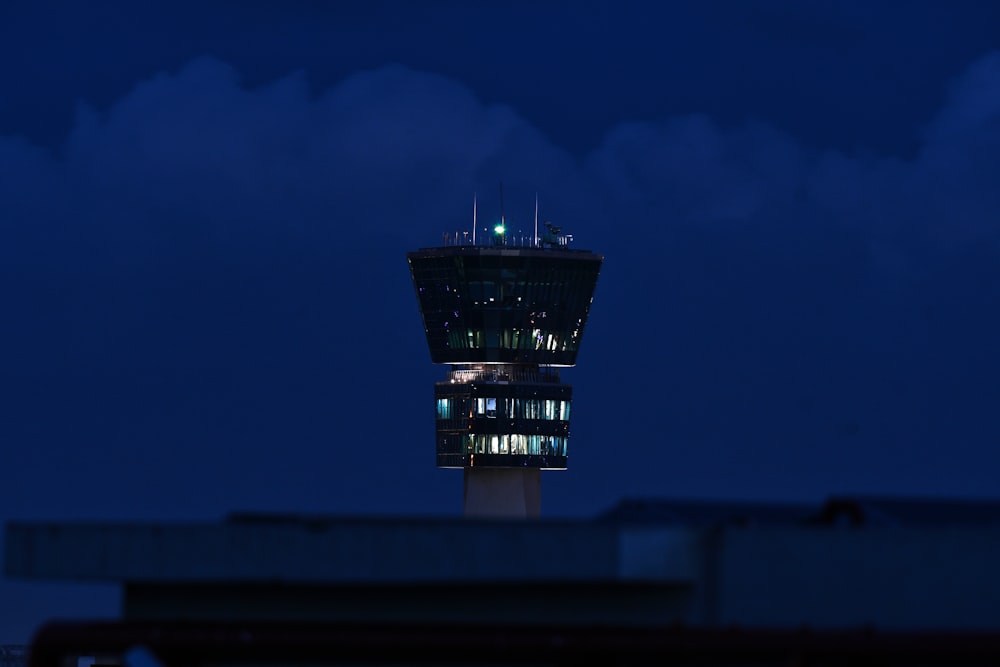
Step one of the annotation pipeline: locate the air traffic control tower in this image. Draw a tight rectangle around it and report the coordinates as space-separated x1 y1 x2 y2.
408 219 602 517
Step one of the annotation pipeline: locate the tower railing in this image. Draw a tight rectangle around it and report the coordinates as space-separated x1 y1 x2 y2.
445 366 562 385
440 230 574 248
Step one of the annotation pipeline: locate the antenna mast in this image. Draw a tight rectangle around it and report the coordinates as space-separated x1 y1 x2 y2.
534 193 539 248
473 193 477 245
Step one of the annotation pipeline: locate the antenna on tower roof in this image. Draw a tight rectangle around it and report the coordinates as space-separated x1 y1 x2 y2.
534 193 539 248
472 193 477 245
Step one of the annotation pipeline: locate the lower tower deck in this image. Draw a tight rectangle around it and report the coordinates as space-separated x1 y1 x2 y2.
435 365 570 470
438 364 570 518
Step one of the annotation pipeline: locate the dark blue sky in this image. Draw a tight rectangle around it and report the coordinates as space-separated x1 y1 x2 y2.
4 0 1000 643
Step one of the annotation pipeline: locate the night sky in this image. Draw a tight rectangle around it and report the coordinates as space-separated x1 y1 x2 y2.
4 0 1000 643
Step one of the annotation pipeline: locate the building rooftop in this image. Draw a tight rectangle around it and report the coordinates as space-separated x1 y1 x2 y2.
8 495 1000 587
601 495 1000 527
11 495 1000 665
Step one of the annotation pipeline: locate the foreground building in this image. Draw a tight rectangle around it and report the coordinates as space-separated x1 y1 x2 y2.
8 495 1000 666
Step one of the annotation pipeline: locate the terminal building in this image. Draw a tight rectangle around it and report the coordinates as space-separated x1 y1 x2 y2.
8 496 1000 665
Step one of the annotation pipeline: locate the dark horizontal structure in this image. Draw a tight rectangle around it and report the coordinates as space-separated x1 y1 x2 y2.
26 620 1000 667
12 496 1000 666
407 245 602 366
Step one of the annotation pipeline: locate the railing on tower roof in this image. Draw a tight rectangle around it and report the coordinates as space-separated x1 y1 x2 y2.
444 366 562 384
440 225 574 249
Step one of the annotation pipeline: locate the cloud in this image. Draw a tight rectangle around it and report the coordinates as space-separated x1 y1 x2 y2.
924 51 1000 143
588 114 804 224
45 58 584 256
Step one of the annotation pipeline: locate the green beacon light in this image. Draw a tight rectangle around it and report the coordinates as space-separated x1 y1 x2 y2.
494 223 505 235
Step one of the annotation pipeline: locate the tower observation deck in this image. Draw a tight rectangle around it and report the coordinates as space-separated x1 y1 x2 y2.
408 223 602 516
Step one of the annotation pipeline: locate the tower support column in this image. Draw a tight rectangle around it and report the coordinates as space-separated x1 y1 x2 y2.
463 468 541 518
